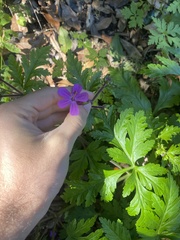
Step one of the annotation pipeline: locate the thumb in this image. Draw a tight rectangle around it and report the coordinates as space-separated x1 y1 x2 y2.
47 102 91 152
61 102 91 142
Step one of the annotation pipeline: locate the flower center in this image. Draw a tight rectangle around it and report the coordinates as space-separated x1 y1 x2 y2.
71 91 78 101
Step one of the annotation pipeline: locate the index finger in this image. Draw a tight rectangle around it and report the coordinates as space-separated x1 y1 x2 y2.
16 87 60 112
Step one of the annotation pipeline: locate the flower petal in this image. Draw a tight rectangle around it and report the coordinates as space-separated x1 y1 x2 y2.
72 84 82 94
58 99 71 109
58 87 71 98
70 101 79 115
75 92 89 102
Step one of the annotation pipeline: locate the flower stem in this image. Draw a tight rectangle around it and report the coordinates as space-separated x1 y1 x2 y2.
90 75 111 103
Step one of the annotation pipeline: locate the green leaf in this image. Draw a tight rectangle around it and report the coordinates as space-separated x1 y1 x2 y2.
110 33 124 60
66 51 83 84
86 48 98 60
8 54 24 90
114 109 154 165
153 78 180 115
90 106 115 142
167 0 180 14
17 16 26 26
121 1 149 28
121 7 132 20
110 69 152 114
64 216 97 239
83 69 101 92
100 168 129 202
82 229 104 240
0 11 11 26
3 42 20 53
62 180 98 207
52 58 63 78
69 141 107 179
58 27 72 53
62 168 105 207
100 218 131 240
163 144 180 173
137 164 167 196
158 125 180 142
123 164 167 216
136 175 180 238
107 147 131 165
146 56 180 77
148 18 180 49
19 46 50 90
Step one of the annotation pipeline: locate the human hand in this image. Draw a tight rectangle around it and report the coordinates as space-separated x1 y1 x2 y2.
0 87 92 240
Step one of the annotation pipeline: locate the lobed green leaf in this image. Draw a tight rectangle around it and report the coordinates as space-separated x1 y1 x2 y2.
100 218 131 240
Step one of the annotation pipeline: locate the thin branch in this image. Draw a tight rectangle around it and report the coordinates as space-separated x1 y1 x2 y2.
28 0 43 30
90 75 111 103
0 78 24 96
0 94 23 97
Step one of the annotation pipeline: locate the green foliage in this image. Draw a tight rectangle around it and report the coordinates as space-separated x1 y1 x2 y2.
52 58 63 78
145 56 180 77
71 31 91 49
65 50 101 92
121 1 150 28
2 0 180 239
69 140 108 179
59 216 99 239
7 46 50 93
58 27 72 53
0 10 20 55
136 175 180 239
100 218 131 240
148 17 180 49
167 0 180 14
156 123 180 174
86 48 108 69
113 109 155 165
153 78 180 115
110 69 152 115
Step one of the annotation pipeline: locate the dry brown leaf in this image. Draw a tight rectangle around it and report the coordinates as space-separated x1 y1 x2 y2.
101 34 112 45
41 11 60 30
11 14 28 34
95 17 112 31
57 79 73 87
92 1 113 14
82 60 94 70
60 2 81 30
77 48 89 62
15 37 32 51
102 67 109 77
44 31 66 61
120 39 142 59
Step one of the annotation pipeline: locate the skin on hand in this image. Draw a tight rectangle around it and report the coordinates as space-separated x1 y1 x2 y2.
0 87 92 240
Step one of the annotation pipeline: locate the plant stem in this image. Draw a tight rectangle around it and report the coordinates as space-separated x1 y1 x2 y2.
0 94 23 97
0 78 24 96
90 75 111 103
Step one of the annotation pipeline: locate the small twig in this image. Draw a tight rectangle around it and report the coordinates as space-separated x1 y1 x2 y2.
28 0 43 30
0 94 23 97
91 105 106 109
110 160 122 169
0 78 24 96
90 75 111 103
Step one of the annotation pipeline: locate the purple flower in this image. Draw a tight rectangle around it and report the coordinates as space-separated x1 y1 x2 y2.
57 84 89 116
49 230 57 238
